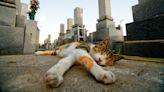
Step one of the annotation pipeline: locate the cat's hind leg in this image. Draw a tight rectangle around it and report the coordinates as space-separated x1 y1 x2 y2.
45 55 76 87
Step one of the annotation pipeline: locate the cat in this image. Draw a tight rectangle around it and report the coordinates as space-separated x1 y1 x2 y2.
35 37 123 87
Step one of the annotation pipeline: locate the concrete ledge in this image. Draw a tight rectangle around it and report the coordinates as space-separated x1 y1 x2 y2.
123 40 164 58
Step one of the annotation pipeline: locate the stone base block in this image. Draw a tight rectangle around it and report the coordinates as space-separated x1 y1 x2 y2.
126 15 164 41
96 19 115 30
0 1 16 27
0 26 24 55
123 40 164 58
93 28 124 42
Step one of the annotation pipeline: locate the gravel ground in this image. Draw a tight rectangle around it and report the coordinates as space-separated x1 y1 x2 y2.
0 55 163 92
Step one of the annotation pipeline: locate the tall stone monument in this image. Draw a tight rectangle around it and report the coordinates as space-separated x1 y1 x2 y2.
64 18 74 42
59 24 65 36
124 0 164 57
93 0 124 42
43 34 51 49
66 18 73 33
74 7 83 26
73 7 87 42
57 24 65 45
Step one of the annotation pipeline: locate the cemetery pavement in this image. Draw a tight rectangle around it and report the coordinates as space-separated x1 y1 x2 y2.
0 55 163 92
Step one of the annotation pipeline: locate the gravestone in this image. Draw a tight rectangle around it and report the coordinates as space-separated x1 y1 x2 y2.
57 24 65 45
73 7 87 42
93 0 124 42
0 0 40 55
66 18 73 33
65 18 74 43
124 0 164 58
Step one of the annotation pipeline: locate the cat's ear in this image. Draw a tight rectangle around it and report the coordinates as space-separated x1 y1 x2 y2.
102 37 111 46
95 37 111 51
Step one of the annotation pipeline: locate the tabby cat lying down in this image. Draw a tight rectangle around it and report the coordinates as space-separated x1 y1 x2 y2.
35 38 123 87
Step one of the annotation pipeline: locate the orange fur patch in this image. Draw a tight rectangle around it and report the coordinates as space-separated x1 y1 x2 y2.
79 56 94 71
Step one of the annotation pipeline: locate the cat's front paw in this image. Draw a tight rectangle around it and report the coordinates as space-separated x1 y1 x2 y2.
45 73 64 88
96 71 116 84
34 51 43 56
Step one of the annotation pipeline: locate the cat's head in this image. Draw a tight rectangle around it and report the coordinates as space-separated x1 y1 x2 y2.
91 37 123 66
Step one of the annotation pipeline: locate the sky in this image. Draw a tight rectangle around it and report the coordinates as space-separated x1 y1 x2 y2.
21 0 138 44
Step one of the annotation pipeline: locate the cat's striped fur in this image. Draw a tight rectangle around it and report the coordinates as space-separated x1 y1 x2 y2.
35 37 123 87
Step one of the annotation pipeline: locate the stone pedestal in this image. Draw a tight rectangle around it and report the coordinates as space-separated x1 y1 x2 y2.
94 19 124 42
72 25 87 42
124 0 164 58
23 20 39 54
0 26 24 54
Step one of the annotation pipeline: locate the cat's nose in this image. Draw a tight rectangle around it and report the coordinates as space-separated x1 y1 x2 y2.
96 58 102 63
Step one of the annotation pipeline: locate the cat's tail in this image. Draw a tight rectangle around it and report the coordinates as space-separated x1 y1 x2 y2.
35 50 56 56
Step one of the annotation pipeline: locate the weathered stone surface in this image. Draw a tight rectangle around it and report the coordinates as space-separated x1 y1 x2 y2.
23 20 39 54
0 26 24 54
126 15 164 41
23 34 36 54
132 0 164 21
0 55 163 92
26 20 39 44
98 0 112 21
15 15 26 27
0 1 16 27
123 40 164 58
